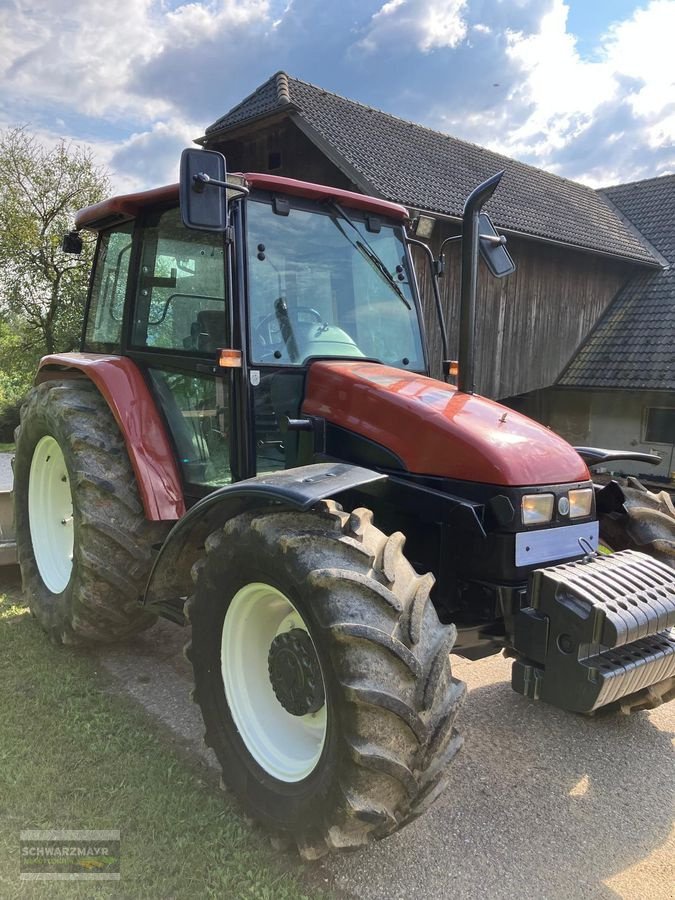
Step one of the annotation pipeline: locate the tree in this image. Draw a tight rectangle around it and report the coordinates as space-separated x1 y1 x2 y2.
0 127 109 359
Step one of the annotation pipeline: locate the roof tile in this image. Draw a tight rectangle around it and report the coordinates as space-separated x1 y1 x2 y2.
559 173 675 391
204 72 658 265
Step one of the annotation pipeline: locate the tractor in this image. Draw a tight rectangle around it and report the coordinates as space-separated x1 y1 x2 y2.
13 148 675 858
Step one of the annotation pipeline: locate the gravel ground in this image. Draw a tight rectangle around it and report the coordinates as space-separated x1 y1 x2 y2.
92 618 674 900
3 566 673 899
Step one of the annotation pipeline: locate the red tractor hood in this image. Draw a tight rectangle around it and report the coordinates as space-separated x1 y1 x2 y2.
302 362 589 487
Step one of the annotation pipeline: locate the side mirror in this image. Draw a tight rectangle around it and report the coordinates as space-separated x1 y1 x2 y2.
61 231 83 254
179 148 228 232
478 212 515 278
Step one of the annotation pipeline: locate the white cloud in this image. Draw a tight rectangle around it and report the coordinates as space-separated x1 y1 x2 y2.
0 0 278 191
356 0 468 55
496 0 675 183
0 0 163 121
603 0 675 119
0 0 672 193
0 0 272 123
106 119 203 192
506 2 615 133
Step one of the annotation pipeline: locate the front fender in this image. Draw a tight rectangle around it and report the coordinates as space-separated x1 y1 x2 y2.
143 463 386 621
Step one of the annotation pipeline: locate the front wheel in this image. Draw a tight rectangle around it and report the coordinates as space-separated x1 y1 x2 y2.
186 501 465 857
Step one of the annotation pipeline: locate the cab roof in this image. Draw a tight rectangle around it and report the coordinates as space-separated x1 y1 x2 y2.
75 173 410 231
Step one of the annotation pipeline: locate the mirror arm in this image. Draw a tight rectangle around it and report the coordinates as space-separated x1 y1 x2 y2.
439 234 462 255
192 172 250 201
478 232 507 246
437 234 462 278
407 236 449 375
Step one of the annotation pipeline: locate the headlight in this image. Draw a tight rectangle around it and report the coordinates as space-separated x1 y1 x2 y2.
568 488 593 518
521 493 554 525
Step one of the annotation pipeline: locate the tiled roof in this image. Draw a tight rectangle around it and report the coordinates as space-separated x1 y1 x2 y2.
602 176 675 263
204 72 658 266
559 174 675 391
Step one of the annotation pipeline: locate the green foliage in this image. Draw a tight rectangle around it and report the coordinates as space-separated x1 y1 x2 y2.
0 319 33 441
0 127 109 438
0 387 25 444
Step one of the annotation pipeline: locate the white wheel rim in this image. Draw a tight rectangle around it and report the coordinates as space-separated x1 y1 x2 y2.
221 582 328 782
28 435 74 594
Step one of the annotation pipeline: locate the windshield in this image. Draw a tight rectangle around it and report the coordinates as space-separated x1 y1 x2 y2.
246 197 424 369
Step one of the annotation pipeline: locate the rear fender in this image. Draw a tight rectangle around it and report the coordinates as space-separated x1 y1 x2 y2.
143 463 386 622
37 353 185 521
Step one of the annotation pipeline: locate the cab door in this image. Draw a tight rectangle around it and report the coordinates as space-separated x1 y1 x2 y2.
124 205 235 501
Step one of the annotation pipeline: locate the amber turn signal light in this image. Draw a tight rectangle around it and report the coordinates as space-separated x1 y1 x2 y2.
217 349 242 368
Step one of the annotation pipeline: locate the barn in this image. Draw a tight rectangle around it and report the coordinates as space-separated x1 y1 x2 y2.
199 72 661 404
539 173 675 482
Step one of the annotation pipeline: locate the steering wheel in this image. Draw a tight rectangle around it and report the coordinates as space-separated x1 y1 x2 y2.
253 305 324 349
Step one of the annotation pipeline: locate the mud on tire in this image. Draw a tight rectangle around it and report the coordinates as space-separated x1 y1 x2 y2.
185 501 465 858
14 379 170 644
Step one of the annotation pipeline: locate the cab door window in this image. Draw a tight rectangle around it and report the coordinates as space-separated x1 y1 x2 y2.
131 206 227 353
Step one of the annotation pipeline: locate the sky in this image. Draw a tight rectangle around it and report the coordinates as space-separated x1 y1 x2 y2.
0 0 673 194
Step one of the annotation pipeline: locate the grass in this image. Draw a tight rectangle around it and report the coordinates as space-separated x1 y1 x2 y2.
0 571 325 900
0 442 15 453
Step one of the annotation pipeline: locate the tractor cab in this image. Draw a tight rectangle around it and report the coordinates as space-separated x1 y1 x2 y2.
77 168 426 502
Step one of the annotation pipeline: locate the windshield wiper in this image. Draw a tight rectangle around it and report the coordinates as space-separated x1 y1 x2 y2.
327 201 412 310
274 296 299 361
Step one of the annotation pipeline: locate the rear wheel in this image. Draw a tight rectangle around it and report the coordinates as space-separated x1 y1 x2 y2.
14 379 170 644
186 501 465 857
599 476 675 569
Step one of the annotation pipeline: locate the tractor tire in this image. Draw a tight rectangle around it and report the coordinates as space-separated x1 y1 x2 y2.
14 379 170 644
599 476 675 569
185 501 465 858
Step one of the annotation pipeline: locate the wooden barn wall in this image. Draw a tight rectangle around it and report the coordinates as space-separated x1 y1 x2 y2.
411 227 634 398
215 119 355 192
214 121 636 399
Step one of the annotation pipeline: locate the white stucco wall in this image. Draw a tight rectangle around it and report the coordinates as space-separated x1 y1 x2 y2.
537 389 675 480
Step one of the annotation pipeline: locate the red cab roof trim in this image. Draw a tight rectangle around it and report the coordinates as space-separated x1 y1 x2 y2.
75 184 179 231
75 174 409 231
243 173 409 220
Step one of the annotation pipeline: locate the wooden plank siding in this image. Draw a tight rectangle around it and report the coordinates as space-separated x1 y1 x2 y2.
402 225 631 398
215 120 636 400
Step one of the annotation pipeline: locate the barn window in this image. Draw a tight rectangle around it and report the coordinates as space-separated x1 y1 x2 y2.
644 407 675 444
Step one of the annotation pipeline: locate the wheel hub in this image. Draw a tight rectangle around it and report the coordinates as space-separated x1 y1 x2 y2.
29 434 74 594
268 628 325 716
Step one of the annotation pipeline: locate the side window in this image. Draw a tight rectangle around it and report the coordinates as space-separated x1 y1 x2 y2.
644 407 675 444
132 206 227 353
84 224 133 351
147 368 232 488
